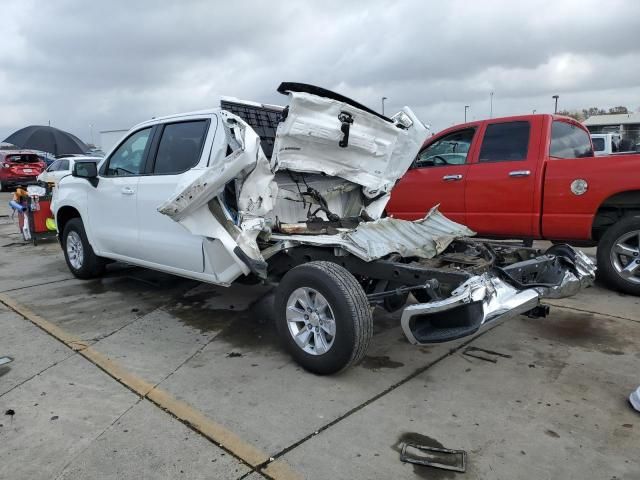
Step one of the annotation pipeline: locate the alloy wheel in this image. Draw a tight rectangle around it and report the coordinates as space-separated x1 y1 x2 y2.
286 287 337 355
66 231 84 270
610 229 640 285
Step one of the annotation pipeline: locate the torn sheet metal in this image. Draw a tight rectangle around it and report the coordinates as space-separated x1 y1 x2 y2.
158 111 277 272
345 206 475 259
272 207 475 262
158 85 432 277
400 442 467 473
273 91 428 195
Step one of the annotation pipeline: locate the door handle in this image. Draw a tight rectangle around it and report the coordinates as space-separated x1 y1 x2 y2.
509 170 531 177
442 174 463 181
121 187 135 195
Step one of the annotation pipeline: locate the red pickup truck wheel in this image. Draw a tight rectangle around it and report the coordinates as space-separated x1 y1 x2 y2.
597 216 640 296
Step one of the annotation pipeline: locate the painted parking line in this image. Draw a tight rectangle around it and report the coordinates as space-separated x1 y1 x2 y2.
0 292 301 480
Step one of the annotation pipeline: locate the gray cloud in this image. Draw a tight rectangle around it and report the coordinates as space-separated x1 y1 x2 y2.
1 0 639 144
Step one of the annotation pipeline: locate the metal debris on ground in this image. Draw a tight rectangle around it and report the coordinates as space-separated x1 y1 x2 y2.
630 386 640 412
462 346 512 363
400 442 467 473
0 356 13 366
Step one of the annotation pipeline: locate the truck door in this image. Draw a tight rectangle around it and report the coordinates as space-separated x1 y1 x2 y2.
542 119 597 240
136 119 212 273
387 127 477 223
89 127 153 258
464 118 542 237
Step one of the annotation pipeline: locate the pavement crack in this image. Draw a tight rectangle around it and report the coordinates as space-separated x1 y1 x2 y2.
0 351 77 399
53 398 143 480
0 277 77 294
546 303 640 324
258 321 505 468
148 308 220 389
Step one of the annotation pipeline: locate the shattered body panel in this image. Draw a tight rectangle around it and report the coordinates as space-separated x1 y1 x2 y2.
272 207 475 262
159 86 428 277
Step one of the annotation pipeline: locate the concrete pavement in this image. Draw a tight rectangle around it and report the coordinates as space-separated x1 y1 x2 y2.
0 192 638 479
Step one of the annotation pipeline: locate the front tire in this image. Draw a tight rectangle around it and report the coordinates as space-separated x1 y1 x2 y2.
62 218 106 279
274 261 373 375
597 216 640 296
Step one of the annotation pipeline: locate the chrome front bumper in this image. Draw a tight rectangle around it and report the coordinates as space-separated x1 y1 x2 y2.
401 246 596 345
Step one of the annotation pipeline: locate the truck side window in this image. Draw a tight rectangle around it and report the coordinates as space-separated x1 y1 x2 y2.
479 121 530 162
592 137 605 152
550 121 594 158
152 120 208 175
106 128 152 176
415 128 476 167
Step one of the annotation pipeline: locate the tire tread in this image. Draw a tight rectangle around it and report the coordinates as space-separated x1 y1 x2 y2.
275 260 373 374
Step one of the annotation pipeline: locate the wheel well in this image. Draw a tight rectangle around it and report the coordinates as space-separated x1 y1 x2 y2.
56 206 81 236
592 190 640 241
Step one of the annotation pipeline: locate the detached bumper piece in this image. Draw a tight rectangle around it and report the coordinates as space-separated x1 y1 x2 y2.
401 245 596 345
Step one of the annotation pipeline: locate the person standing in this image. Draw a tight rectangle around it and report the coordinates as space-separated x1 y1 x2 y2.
9 185 28 214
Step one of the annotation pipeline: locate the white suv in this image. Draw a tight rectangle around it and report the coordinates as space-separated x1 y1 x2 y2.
53 83 594 374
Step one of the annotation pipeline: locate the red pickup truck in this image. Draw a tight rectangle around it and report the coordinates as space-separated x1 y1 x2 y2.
387 114 640 295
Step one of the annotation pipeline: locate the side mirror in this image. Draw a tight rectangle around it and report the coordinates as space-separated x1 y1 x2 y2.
73 161 99 187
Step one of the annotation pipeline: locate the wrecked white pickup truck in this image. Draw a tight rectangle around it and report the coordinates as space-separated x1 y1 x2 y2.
53 83 595 374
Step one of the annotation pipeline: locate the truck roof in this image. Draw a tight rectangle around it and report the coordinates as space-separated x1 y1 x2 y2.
432 113 586 141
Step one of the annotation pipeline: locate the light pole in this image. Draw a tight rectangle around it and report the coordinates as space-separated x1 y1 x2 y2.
532 109 536 114
552 95 559 114
464 105 469 123
490 92 494 118
381 96 387 116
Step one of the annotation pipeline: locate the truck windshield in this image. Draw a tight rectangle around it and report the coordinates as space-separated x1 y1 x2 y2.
550 121 594 158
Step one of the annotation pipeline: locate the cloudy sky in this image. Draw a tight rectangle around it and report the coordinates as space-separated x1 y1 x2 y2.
1 0 639 146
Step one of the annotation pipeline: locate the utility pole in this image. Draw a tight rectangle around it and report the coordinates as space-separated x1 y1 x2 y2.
490 92 494 118
381 97 387 116
464 105 469 123
552 95 559 114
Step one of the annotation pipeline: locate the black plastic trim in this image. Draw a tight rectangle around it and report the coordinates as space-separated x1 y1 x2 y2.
277 82 393 123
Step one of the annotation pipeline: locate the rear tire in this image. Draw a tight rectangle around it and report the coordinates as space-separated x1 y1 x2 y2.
62 218 106 279
274 261 373 375
597 216 640 296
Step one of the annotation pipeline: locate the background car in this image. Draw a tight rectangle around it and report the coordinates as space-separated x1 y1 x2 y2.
0 150 46 191
37 156 101 185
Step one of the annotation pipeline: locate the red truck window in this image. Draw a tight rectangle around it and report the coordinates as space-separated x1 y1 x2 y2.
479 121 530 162
549 121 594 158
415 128 476 167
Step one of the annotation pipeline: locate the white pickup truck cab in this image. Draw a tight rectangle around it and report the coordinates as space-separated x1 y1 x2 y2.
591 133 622 156
53 83 595 374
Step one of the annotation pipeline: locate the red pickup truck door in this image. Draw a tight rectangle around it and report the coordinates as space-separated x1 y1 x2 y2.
542 119 609 240
387 127 478 223
464 118 543 237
